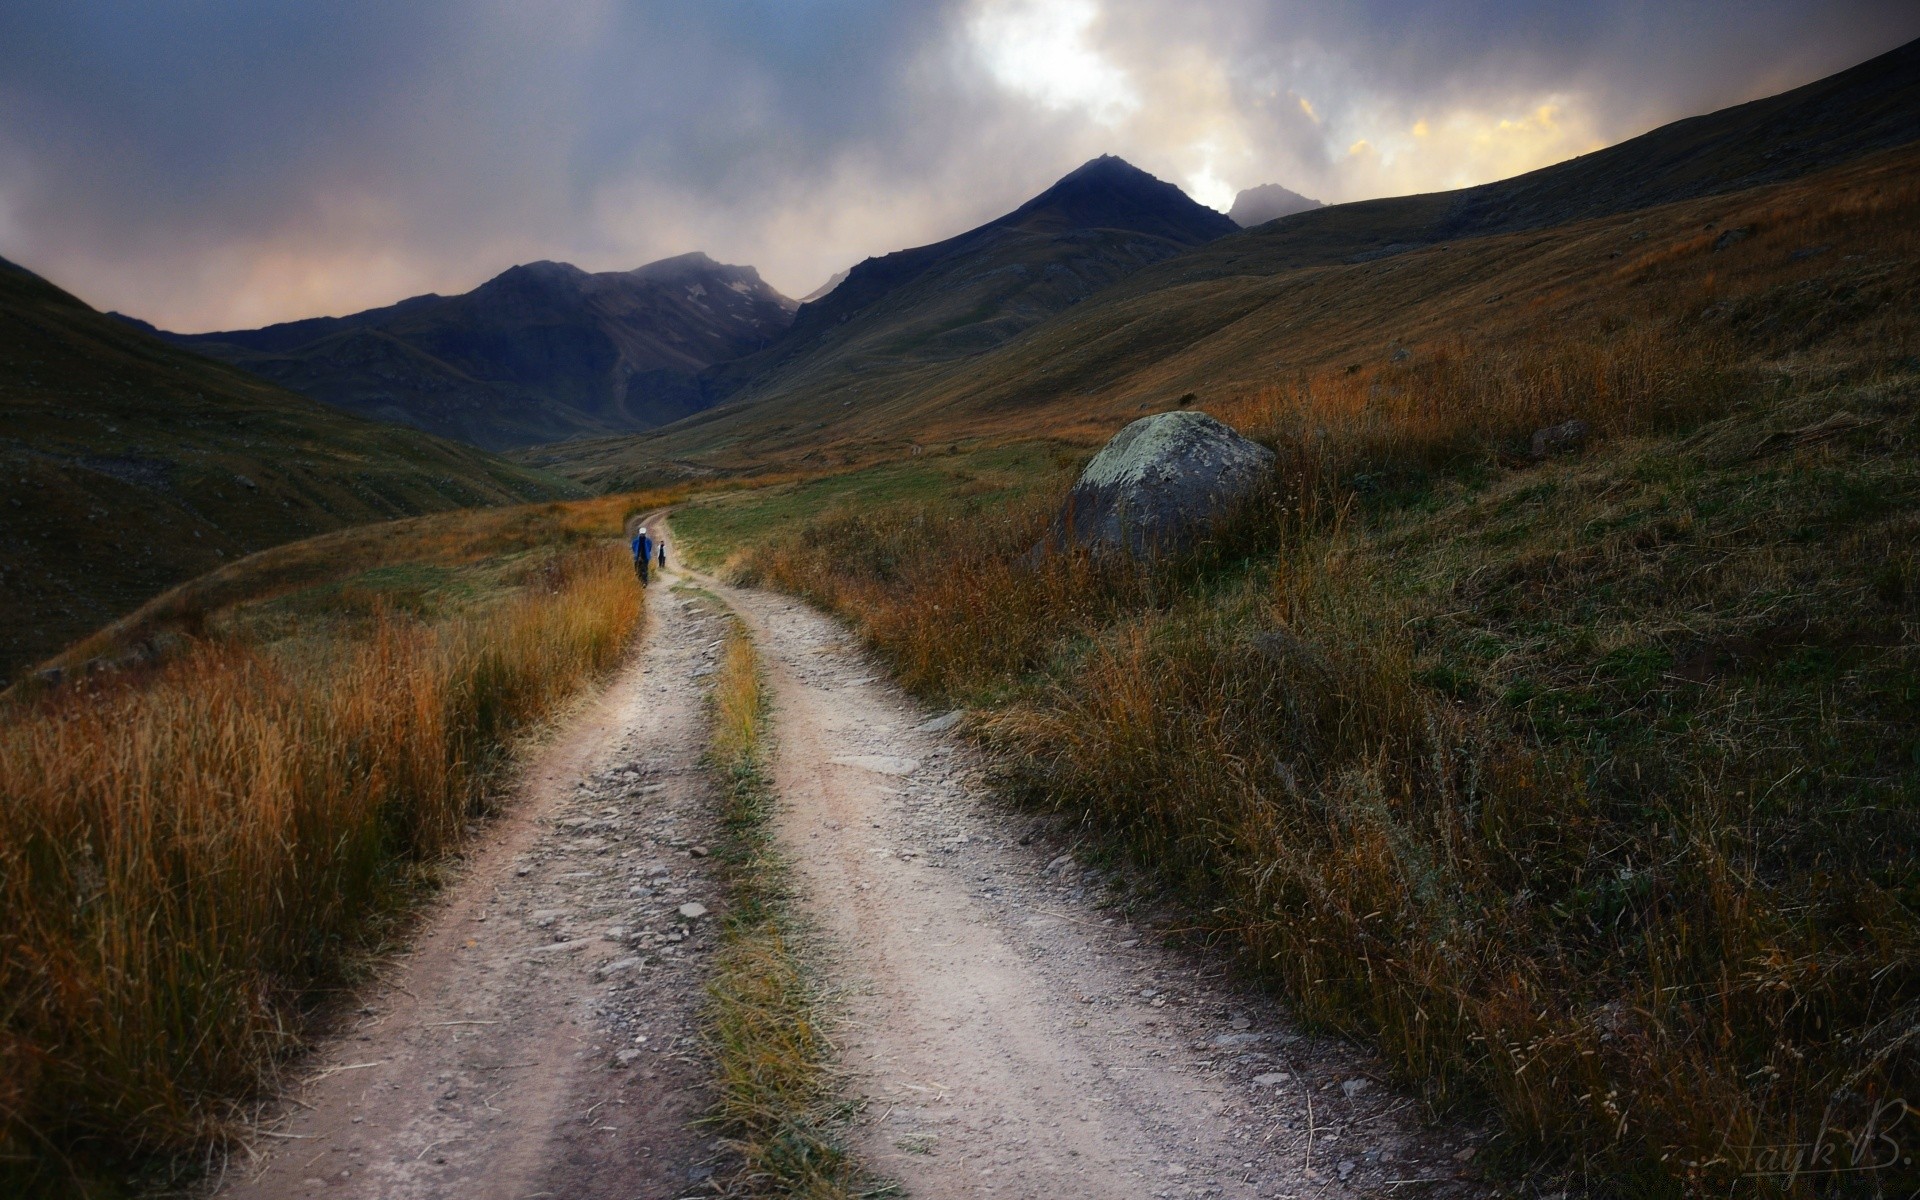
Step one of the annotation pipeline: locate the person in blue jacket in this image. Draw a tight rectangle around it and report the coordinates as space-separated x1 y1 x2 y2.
631 526 653 585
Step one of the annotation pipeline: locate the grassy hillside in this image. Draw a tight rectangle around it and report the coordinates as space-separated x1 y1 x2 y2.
0 256 584 687
675 153 1920 1193
530 37 1920 489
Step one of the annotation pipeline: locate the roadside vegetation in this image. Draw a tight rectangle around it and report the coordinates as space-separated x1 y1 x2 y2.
695 159 1920 1194
701 613 886 1198
0 491 677 1195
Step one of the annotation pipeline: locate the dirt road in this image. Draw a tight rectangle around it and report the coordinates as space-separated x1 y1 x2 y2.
220 577 736 1199
221 524 1482 1198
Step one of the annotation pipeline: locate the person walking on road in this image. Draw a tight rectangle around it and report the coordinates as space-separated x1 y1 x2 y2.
657 539 668 572
631 525 654 585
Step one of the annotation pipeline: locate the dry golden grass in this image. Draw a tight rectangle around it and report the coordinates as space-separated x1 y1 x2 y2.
700 620 883 1198
18 486 690 697
0 543 642 1193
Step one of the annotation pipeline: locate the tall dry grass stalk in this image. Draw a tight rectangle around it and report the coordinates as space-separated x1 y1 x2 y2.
0 543 641 1190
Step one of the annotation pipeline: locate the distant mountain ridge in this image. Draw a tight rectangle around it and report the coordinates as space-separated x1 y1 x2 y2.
681 155 1239 421
149 252 796 451
787 155 1235 348
1188 34 1920 277
1229 184 1324 227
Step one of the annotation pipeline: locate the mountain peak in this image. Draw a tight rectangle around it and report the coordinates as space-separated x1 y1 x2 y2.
476 259 592 297
1056 153 1150 184
1005 155 1237 244
1228 183 1324 228
627 251 748 283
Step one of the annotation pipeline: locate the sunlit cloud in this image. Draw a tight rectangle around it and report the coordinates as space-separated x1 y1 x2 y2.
1333 96 1608 196
968 0 1140 126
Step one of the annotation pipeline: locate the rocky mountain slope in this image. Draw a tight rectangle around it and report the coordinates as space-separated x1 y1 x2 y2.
0 255 581 686
148 252 796 451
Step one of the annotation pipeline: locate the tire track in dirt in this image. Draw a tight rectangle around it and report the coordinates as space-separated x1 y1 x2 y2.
673 518 1490 1200
217 572 735 1200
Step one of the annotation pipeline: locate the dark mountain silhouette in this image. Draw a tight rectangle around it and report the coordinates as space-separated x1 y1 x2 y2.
676 156 1238 421
151 252 796 451
1229 183 1324 227
0 254 578 686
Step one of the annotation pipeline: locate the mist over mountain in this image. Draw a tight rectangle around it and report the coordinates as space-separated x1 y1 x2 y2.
151 252 796 451
1228 184 1325 227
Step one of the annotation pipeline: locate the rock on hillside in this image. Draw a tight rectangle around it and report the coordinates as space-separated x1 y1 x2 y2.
1042 411 1275 558
154 252 797 450
1229 183 1325 227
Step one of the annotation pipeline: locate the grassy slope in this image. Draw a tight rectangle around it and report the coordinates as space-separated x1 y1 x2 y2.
670 442 1074 571
0 257 584 686
530 38 1920 488
23 490 681 690
669 151 1919 1192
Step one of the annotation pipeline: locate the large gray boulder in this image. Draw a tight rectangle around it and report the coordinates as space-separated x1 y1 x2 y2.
1041 410 1274 558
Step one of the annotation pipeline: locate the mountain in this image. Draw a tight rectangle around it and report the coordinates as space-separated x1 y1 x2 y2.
0 254 582 687
800 270 849 303
778 154 1235 358
1162 33 1920 278
1229 184 1324 227
154 252 797 451
539 155 1236 477
524 35 1920 489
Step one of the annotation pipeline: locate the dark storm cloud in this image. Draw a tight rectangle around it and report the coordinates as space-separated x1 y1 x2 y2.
0 1 1913 329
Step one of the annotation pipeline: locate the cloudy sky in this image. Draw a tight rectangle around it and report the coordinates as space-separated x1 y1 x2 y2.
1 1 1913 331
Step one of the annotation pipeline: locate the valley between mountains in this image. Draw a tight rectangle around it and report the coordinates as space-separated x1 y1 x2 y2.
221 527 1485 1200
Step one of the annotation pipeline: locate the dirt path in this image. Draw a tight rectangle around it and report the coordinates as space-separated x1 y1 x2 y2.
219 519 1483 1200
675 522 1488 1200
219 575 737 1200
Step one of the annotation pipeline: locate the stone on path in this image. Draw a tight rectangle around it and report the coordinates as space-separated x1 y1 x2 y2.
917 710 964 734
828 754 920 776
